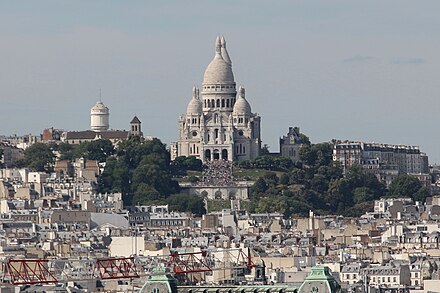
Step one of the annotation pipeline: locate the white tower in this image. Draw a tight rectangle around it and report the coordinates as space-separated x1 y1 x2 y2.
90 101 109 132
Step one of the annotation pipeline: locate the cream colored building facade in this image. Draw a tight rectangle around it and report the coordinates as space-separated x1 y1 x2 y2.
177 36 261 162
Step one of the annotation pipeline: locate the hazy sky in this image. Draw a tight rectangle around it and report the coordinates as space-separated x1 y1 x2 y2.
1 1 440 162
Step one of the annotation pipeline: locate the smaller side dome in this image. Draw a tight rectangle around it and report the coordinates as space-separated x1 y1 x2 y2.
233 86 251 115
186 86 202 114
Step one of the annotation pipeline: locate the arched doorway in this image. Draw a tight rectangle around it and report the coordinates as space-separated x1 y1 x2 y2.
205 149 211 161
222 149 228 160
213 149 220 160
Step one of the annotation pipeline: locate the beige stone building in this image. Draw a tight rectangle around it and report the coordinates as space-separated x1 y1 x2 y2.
177 36 261 162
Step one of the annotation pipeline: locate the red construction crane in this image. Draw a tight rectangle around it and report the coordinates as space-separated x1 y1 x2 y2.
0 248 256 286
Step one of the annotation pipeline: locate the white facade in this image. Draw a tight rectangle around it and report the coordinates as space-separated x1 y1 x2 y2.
90 101 110 132
177 36 261 162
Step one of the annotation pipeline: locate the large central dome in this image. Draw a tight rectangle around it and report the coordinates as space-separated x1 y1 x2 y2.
203 36 234 84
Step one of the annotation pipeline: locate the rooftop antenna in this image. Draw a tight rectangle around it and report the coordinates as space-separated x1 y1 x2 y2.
99 88 102 102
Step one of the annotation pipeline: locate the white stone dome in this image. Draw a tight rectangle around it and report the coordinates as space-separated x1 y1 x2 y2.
187 97 202 114
233 97 251 114
233 87 251 114
203 37 234 84
91 101 109 113
186 86 202 114
203 55 234 84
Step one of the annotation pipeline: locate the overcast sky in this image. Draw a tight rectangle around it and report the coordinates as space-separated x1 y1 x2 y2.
1 1 439 162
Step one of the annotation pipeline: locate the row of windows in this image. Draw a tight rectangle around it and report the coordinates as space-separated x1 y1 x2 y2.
189 144 199 154
371 276 397 283
207 128 227 143
205 98 236 108
288 148 297 157
203 85 234 90
151 220 183 226
236 144 246 155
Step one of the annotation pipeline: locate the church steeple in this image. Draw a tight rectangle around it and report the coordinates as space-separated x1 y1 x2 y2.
130 116 142 136
221 36 232 65
215 35 222 55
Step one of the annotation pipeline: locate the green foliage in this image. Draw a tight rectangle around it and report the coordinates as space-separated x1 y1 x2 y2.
251 177 269 198
260 144 270 155
388 174 427 202
20 143 56 172
300 134 311 146
76 139 114 162
132 183 161 204
248 142 386 217
56 143 77 161
344 202 374 217
97 137 179 205
298 143 333 167
414 186 430 203
171 156 203 176
238 155 294 171
166 193 206 216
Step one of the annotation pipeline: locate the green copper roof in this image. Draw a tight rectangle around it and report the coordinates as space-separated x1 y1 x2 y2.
298 266 341 293
304 266 335 281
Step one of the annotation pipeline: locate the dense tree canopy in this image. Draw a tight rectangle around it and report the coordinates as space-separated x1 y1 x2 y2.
171 156 203 176
97 137 179 205
166 193 206 216
388 174 429 202
18 143 56 172
243 138 387 217
238 155 294 171
76 139 115 162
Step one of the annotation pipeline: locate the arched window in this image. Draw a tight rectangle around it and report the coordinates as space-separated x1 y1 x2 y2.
221 99 225 107
205 150 211 161
216 99 220 107
213 149 220 160
226 99 230 107
222 149 228 160
211 99 215 107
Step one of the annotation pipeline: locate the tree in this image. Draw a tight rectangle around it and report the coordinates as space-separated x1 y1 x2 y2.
166 193 206 216
299 143 333 167
353 187 375 204
172 156 203 176
76 139 114 162
57 143 77 161
389 174 423 198
300 134 311 146
260 144 270 155
251 178 268 198
21 143 55 172
285 199 312 217
97 137 179 205
414 186 430 202
298 144 316 166
255 197 287 214
132 183 161 205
